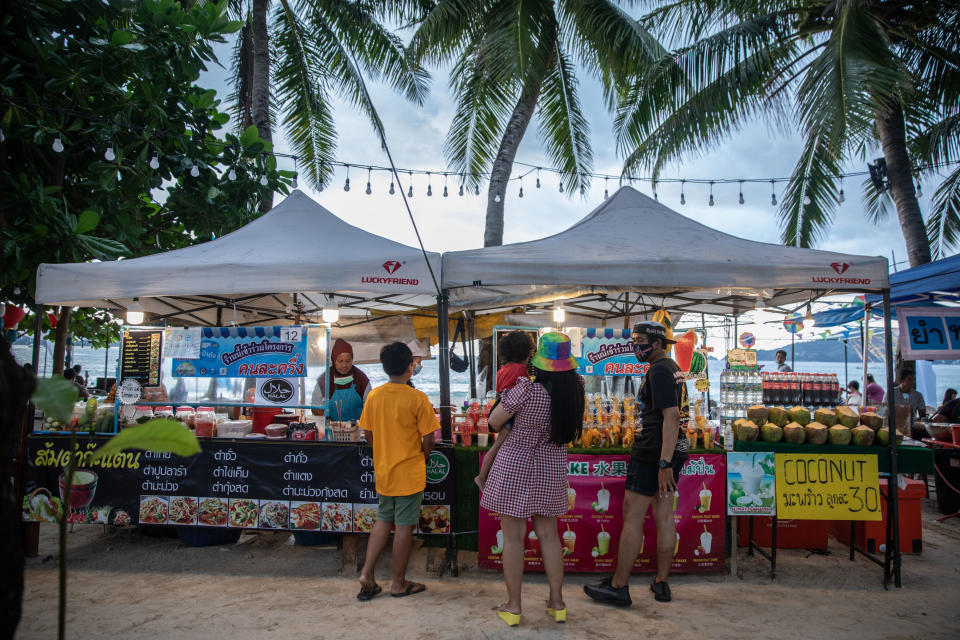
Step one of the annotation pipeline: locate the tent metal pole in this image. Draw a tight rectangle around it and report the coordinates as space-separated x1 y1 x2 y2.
882 289 901 587
862 311 870 411
701 313 712 415
791 333 795 371
437 292 452 442
467 311 477 398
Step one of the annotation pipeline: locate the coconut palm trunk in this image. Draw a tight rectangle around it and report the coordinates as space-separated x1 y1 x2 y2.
484 87 541 247
251 0 272 211
876 104 931 267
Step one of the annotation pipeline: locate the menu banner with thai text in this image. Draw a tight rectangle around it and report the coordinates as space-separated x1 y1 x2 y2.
479 453 726 573
896 306 960 360
171 326 308 378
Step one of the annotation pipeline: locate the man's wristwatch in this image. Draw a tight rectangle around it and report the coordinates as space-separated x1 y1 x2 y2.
658 459 672 469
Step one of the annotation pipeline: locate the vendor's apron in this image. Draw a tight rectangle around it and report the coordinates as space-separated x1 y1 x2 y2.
329 383 364 422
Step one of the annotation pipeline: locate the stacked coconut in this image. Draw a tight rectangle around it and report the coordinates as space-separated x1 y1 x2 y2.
734 405 887 446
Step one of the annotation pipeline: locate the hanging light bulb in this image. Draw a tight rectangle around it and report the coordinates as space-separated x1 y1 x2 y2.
916 181 923 198
228 167 236 181
344 177 350 191
459 183 464 197
804 303 814 322
536 168 541 189
552 302 565 325
104 146 115 161
739 181 745 205
190 162 200 177
708 181 715 206
52 136 64 153
604 177 609 200
149 154 159 170
365 168 371 194
803 194 812 206
292 173 298 189
680 180 686 205
443 174 449 197
494 190 501 202
126 298 145 325
580 183 586 196
389 180 395 195
474 184 480 196
260 174 268 186
519 178 524 199
770 180 777 206
653 190 658 201
755 298 766 311
559 180 564 193
408 183 414 197
321 296 340 324
427 172 433 196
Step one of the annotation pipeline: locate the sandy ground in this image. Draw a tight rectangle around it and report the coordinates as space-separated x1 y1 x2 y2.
16 499 960 640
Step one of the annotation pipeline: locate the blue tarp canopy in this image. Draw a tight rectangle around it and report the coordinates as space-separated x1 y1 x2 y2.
811 306 883 327
865 253 960 306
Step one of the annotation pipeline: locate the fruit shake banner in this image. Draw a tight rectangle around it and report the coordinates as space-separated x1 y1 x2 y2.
727 452 776 516
171 326 308 378
479 453 726 573
21 435 454 535
570 328 706 378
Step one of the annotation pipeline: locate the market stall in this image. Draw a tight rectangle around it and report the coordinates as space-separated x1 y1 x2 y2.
439 186 910 585
25 191 458 546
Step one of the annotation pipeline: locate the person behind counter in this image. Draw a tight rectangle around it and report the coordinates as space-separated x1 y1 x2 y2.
62 367 89 401
405 339 427 388
311 338 371 420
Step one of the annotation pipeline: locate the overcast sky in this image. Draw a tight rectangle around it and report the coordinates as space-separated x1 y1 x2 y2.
197 28 950 349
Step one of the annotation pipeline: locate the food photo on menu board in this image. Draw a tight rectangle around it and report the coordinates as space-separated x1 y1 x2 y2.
258 501 291 529
197 497 228 527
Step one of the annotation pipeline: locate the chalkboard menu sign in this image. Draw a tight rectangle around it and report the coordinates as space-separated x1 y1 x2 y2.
121 329 163 386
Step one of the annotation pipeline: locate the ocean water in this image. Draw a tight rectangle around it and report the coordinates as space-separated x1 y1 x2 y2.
11 343 960 410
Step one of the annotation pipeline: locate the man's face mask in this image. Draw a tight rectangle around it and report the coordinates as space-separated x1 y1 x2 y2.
412 363 423 376
633 335 656 362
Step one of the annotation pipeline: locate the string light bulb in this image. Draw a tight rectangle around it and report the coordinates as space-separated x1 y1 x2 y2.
149 154 159 170
739 181 744 205
409 171 414 197
839 177 845 203
755 298 766 311
126 298 144 325
190 162 199 177
474 184 479 195
708 181 715 206
228 167 236 181
260 174 268 186
52 136 64 153
365 168 371 194
458 183 464 197
916 181 923 198
680 180 686 205
321 296 340 324
770 180 777 206
519 178 524 199
104 146 115 161
443 174 449 197
604 177 609 199
553 302 565 325
559 180 564 193
389 180 395 195
803 194 812 206
804 303 815 327
292 173 298 189
536 168 541 189
427 172 433 196
344 165 350 191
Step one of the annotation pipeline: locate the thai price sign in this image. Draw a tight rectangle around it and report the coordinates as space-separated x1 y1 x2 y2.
896 306 960 360
22 436 454 534
774 453 881 521
479 453 726 573
172 326 308 378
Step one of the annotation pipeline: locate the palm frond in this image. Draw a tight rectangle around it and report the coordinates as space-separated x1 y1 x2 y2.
926 166 960 259
909 113 960 167
861 176 893 225
537 41 592 196
273 0 336 190
778 129 841 248
406 0 484 67
442 49 517 188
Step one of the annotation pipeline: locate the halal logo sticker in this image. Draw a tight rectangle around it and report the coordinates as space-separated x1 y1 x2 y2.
259 378 295 404
425 451 450 484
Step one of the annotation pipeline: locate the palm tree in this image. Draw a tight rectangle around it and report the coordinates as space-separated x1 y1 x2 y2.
229 0 429 207
399 0 663 246
616 0 959 267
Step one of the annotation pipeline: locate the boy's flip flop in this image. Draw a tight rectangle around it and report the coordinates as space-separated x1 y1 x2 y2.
356 583 382 601
391 582 426 597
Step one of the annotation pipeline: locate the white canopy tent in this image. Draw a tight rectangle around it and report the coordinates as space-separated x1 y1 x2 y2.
441 187 889 318
35 189 442 326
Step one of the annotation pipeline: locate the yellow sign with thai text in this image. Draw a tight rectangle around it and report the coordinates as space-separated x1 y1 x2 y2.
775 453 881 520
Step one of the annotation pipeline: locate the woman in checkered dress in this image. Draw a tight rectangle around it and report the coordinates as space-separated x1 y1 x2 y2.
481 332 584 626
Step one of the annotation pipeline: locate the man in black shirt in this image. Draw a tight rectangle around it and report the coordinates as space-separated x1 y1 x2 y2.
585 321 689 606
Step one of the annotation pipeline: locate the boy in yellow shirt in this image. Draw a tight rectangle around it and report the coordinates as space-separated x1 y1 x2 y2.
357 341 437 600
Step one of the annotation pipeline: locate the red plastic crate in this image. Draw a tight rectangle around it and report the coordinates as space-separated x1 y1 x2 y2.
737 517 830 549
833 478 924 554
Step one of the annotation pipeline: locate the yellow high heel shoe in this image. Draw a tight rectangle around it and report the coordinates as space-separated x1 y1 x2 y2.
546 607 567 623
497 610 521 627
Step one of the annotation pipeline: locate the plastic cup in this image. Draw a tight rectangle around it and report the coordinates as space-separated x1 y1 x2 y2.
477 432 489 447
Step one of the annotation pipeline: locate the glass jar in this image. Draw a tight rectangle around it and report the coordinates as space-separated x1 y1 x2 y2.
133 406 154 424
154 405 174 420
176 406 195 428
194 406 216 437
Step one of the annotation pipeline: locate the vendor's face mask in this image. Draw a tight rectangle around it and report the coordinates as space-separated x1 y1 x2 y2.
334 375 354 386
412 364 423 376
633 335 656 362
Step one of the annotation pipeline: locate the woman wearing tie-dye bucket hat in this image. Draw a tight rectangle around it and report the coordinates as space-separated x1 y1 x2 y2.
481 332 584 627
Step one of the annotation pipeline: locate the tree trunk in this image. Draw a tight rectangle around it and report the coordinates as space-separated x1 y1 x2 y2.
876 104 931 267
51 307 72 375
252 0 273 212
484 88 542 247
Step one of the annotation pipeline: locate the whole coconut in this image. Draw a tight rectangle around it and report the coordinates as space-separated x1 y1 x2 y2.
805 422 829 445
787 406 811 426
860 412 883 431
761 422 784 443
767 407 789 427
835 406 859 429
851 425 875 446
814 408 838 427
783 422 806 444
747 405 769 425
828 425 852 445
737 420 760 442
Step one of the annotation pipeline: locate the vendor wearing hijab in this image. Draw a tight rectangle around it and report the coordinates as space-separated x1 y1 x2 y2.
311 339 372 421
